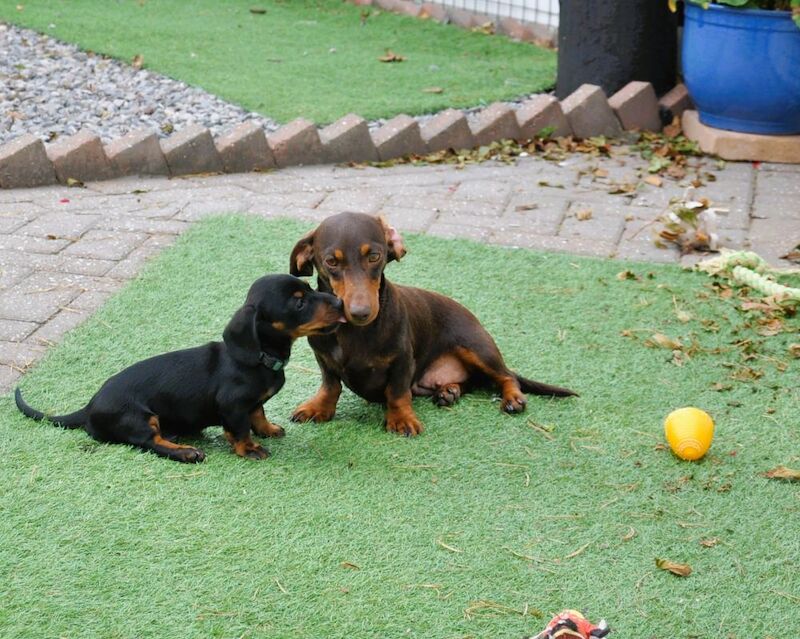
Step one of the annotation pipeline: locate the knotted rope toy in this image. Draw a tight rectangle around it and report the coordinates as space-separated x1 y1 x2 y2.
695 250 800 301
527 610 610 639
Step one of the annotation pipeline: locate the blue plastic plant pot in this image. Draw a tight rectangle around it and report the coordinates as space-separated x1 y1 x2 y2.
682 3 800 135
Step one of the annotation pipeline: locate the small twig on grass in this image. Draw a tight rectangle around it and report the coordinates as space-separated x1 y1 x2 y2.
770 589 800 604
436 538 463 553
274 578 288 594
560 541 591 561
463 600 543 620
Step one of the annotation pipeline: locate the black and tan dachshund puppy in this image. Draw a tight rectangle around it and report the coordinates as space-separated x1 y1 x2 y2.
15 274 344 462
289 212 577 437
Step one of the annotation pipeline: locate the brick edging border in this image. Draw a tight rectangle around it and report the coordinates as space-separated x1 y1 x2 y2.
0 82 693 190
348 0 558 48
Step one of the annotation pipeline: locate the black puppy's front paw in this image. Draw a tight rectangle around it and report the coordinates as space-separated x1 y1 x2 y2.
176 447 206 463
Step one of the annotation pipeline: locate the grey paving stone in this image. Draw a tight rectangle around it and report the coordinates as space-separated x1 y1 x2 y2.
94 216 190 235
501 201 567 236
26 307 91 347
0 339 46 368
0 318 39 342
616 218 681 263
450 179 511 204
560 201 626 244
384 193 502 218
0 234 70 254
105 129 169 177
216 121 276 173
69 290 114 312
375 206 435 233
62 229 148 261
317 189 387 214
488 230 617 257
104 236 176 280
561 84 623 139
50 255 117 277
176 197 253 222
0 216 29 234
161 124 224 176
0 259 34 290
17 213 101 239
0 134 57 189
320 114 378 164
47 130 116 184
0 281 78 323
427 221 490 242
0 365 22 394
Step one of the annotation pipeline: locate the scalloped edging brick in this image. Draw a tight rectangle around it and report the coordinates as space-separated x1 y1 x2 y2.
2 81 715 190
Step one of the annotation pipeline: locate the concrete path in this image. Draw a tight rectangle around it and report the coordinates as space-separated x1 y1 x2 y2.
1 150 798 392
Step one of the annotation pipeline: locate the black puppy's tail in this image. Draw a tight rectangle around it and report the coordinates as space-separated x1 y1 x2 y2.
15 388 87 429
516 374 579 398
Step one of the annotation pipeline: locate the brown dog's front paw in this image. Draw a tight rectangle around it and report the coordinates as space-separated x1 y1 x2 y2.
501 390 527 414
384 411 424 437
291 401 336 423
228 434 271 460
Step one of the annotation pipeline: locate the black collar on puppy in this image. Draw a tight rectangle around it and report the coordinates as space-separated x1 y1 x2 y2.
259 351 288 371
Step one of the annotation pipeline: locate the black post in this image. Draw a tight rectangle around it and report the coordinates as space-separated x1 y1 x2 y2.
556 1 679 99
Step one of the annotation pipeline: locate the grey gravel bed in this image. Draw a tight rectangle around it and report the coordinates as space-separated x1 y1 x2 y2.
0 22 546 147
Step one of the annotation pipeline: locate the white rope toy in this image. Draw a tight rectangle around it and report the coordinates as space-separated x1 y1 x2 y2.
696 250 800 302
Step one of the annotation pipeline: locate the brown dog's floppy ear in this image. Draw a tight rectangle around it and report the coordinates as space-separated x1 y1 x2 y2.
290 229 316 276
223 304 261 366
378 215 407 262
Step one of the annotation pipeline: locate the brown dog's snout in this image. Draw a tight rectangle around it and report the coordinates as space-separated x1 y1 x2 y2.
348 304 371 323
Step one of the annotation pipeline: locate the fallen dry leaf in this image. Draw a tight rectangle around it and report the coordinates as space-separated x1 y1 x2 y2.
622 527 637 542
649 333 683 350
700 537 720 548
762 466 800 482
249 6 266 14
422 86 443 94
711 382 733 392
655 558 692 577
131 54 144 69
575 208 592 221
379 49 405 63
65 177 85 188
514 203 538 212
788 343 800 358
616 270 639 281
340 561 361 570
780 244 800 263
644 175 663 187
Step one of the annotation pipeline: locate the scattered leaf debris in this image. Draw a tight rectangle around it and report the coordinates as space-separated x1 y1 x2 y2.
762 466 800 482
655 558 692 577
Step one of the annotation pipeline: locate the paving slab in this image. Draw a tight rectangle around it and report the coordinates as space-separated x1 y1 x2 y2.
0 145 786 394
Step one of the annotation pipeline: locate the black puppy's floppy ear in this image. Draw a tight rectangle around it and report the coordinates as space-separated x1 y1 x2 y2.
290 229 315 276
223 304 261 366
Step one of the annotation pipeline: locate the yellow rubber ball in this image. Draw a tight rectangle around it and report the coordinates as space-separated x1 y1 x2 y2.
664 407 714 461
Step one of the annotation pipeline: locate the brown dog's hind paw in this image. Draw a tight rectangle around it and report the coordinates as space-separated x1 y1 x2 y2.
501 390 527 414
291 402 336 423
433 383 462 408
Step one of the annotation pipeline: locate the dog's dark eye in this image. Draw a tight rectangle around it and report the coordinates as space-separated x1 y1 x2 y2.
367 252 381 263
324 257 338 268
295 297 306 311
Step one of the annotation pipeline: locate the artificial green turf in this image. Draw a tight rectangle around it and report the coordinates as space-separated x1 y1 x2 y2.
0 0 556 124
1 216 798 639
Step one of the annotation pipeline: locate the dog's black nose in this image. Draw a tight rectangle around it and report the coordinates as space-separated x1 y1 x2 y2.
349 305 371 323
